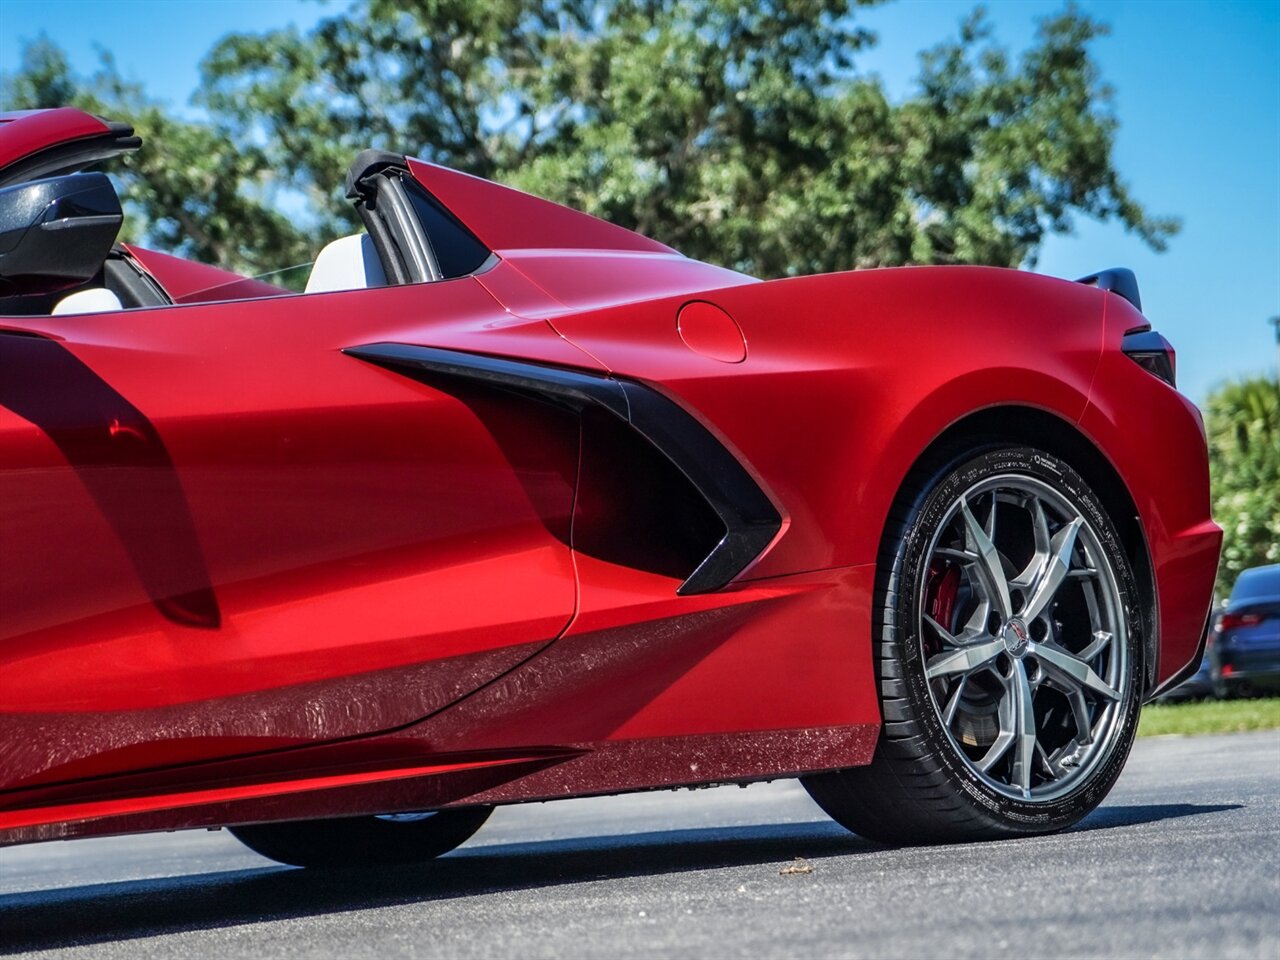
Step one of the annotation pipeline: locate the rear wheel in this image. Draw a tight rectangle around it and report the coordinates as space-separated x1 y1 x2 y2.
229 806 492 868
803 446 1143 843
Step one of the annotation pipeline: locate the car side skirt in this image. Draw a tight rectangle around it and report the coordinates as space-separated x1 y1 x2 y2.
0 725 876 845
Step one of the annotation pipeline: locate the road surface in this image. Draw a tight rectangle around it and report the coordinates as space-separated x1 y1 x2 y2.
2 730 1277 958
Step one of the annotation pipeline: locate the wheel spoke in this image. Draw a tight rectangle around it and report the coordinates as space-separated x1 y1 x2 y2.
1033 741 1062 779
1081 575 1104 637
960 498 1012 619
1043 739 1085 779
942 675 969 726
925 639 1005 679
1066 687 1095 745
1076 630 1113 663
923 612 986 647
960 599 990 637
1034 641 1120 701
976 684 1016 773
1021 517 1083 621
1010 660 1038 797
1011 496 1052 589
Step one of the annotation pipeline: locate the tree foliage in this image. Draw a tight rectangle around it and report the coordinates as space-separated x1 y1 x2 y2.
1 39 313 275
2 1 1177 277
1205 376 1280 597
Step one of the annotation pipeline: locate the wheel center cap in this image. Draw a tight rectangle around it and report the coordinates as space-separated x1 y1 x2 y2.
1002 618 1030 658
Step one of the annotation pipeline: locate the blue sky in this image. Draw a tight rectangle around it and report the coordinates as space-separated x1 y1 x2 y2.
1 0 1277 404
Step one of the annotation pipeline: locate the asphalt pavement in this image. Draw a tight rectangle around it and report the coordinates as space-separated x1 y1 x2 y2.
1 730 1277 959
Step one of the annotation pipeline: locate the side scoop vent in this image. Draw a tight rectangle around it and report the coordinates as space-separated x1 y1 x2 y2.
343 342 781 594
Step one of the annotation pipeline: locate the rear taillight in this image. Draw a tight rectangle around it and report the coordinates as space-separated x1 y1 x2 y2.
1219 612 1264 631
1122 329 1177 387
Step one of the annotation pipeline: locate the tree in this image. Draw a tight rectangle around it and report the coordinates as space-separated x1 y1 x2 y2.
0 38 313 275
503 3 1179 274
2 1 1178 277
1205 376 1280 597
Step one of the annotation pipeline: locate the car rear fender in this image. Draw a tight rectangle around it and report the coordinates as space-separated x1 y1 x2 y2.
552 265 1107 579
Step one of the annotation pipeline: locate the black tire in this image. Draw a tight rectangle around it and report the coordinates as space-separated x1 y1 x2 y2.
229 806 493 868
1215 678 1251 700
803 446 1144 844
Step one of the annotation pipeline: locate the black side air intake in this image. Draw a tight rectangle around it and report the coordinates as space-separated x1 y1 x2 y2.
343 343 782 594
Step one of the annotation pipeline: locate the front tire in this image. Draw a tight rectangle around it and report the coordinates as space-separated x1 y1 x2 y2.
229 806 493 868
804 446 1143 843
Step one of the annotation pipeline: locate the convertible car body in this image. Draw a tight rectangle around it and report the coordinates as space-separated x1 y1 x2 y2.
0 109 1220 862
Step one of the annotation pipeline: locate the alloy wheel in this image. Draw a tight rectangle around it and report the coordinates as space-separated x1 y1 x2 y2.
918 475 1130 801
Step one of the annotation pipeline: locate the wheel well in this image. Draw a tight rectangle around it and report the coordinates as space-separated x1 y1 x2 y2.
893 405 1159 692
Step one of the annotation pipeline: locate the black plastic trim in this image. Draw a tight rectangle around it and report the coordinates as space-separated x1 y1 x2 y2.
379 174 438 282
356 198 409 286
347 151 418 285
345 152 490 283
1120 329 1172 353
1121 329 1176 387
345 149 407 200
1076 267 1142 312
103 248 171 308
342 343 781 594
0 172 123 295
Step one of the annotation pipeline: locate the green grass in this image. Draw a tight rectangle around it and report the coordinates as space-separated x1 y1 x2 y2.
1138 696 1280 737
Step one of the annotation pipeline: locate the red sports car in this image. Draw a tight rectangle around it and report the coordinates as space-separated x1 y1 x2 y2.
0 108 1220 867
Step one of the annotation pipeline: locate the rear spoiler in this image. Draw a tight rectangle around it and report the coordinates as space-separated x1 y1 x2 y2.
1077 267 1141 313
1080 267 1176 387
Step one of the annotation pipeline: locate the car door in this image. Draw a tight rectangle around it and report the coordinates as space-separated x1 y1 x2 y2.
0 267 584 791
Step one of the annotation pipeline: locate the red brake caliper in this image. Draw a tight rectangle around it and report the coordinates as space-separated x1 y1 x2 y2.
923 561 961 657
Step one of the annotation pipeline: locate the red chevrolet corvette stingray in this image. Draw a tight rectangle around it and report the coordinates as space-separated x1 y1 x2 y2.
0 109 1220 866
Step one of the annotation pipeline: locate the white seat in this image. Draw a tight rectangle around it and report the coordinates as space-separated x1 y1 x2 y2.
304 234 387 294
52 288 123 315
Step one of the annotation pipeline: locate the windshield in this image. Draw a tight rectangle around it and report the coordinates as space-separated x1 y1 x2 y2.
173 261 314 305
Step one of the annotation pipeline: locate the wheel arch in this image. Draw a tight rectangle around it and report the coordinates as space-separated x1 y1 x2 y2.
882 404 1159 693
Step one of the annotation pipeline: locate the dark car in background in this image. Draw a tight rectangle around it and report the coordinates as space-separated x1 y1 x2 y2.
1211 564 1280 698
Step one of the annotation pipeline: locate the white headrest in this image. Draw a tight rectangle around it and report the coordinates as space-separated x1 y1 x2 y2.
304 234 387 294
52 288 124 315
